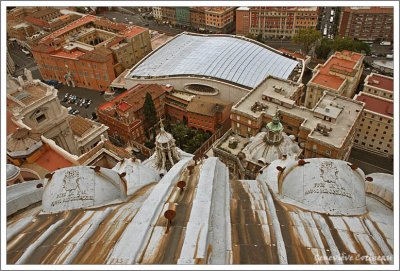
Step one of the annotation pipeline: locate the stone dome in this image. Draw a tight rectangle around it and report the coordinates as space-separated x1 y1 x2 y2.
156 127 174 144
42 166 127 214
6 164 21 181
263 158 368 216
7 128 43 158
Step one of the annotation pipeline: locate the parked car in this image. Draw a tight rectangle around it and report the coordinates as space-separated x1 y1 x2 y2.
72 109 80 115
44 80 62 87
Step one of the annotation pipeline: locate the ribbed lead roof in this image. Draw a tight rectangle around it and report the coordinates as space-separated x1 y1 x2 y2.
128 34 299 88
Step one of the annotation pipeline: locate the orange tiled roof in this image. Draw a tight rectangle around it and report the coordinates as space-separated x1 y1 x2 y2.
78 47 113 62
98 84 167 113
356 93 393 117
41 15 97 43
52 50 85 59
7 110 20 136
34 146 73 172
278 48 307 60
310 73 345 91
310 51 362 90
120 26 147 38
367 74 393 92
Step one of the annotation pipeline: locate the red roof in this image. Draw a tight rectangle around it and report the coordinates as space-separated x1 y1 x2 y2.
356 93 393 117
367 74 393 92
311 51 361 90
335 50 363 62
120 26 147 38
278 48 307 60
34 147 73 172
52 50 85 59
41 15 97 43
312 73 345 91
24 16 50 28
98 84 167 112
117 101 132 112
7 110 19 136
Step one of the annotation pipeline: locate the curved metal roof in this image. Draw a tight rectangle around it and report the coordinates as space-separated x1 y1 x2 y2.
128 33 299 89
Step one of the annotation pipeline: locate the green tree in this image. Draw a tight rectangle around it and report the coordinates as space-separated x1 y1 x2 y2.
315 38 334 59
143 92 157 130
292 28 321 54
332 37 371 55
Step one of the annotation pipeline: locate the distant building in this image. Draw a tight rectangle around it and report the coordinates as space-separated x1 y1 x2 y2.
305 50 364 109
225 76 364 162
235 7 250 36
7 7 82 48
353 73 393 157
97 84 169 145
362 73 393 100
338 7 393 42
189 7 207 31
175 7 191 27
236 7 320 39
154 7 235 33
165 92 232 133
31 15 152 91
204 7 236 33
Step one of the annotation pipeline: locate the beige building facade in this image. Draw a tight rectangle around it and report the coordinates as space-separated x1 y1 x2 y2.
353 73 393 157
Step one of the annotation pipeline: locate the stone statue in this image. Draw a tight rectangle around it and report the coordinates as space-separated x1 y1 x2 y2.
17 75 24 86
24 68 33 82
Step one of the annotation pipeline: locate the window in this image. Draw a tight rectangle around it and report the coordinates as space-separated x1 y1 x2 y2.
36 114 46 123
236 123 240 128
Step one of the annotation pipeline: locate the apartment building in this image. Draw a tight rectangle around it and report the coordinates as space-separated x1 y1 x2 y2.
353 73 393 157
31 15 151 91
338 7 393 42
236 6 319 38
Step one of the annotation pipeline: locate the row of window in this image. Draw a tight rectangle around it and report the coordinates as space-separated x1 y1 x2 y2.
354 139 391 153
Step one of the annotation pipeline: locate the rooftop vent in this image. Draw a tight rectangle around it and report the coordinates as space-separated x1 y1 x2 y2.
372 80 380 84
315 123 332 136
273 86 283 93
251 101 268 113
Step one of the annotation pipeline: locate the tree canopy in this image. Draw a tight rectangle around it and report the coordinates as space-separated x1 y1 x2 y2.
143 92 157 130
315 37 371 60
292 28 321 54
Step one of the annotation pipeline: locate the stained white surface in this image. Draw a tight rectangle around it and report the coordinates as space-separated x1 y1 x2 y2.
128 34 299 88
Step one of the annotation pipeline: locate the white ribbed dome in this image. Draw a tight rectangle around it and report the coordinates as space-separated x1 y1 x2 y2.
266 158 368 216
6 164 20 181
241 131 301 165
156 128 174 144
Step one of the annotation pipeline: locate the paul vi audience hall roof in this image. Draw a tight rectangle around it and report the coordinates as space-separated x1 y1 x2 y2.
128 33 300 89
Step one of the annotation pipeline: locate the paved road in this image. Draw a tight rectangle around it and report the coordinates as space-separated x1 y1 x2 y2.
8 42 40 77
56 85 115 119
348 148 393 175
97 10 184 36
